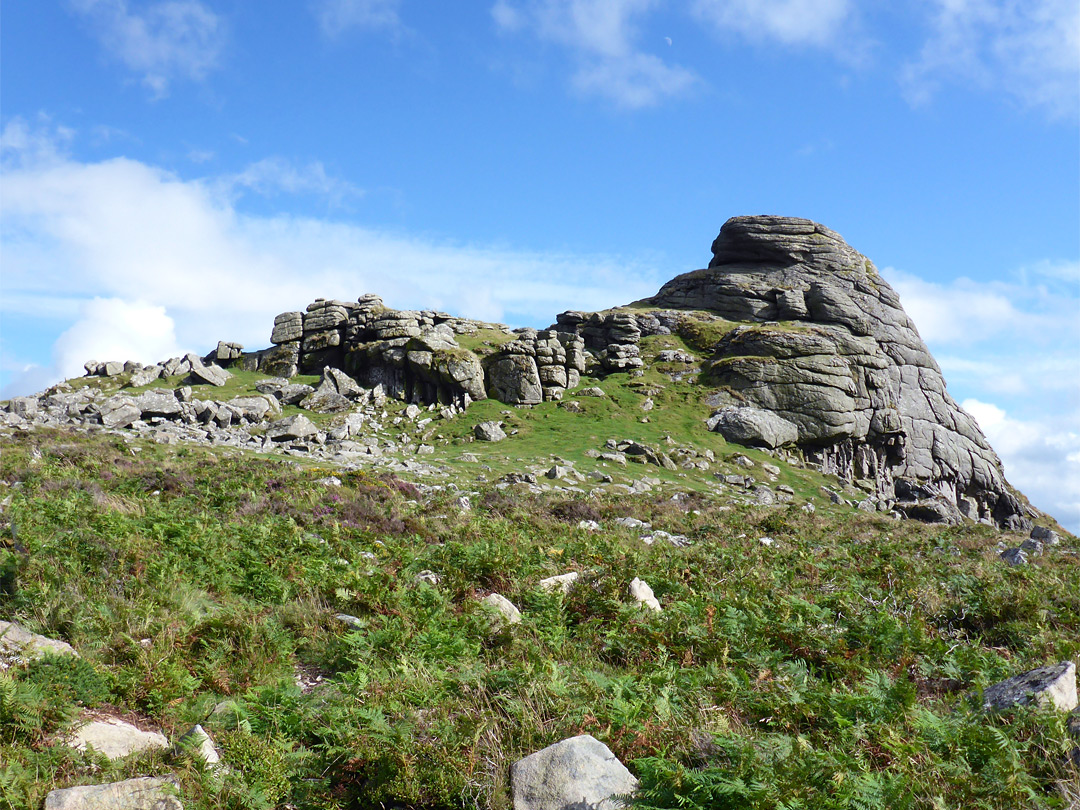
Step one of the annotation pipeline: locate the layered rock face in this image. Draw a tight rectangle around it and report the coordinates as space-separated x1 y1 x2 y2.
651 215 1025 528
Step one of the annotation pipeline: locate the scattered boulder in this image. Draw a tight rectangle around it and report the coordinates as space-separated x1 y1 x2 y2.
172 724 222 770
188 363 231 387
629 578 661 612
999 547 1028 566
68 717 169 760
984 661 1077 712
474 421 507 442
0 621 77 665
706 407 799 449
133 390 182 418
481 593 522 628
538 572 579 595
97 396 141 429
301 388 352 413
511 734 637 810
264 414 319 442
44 777 181 810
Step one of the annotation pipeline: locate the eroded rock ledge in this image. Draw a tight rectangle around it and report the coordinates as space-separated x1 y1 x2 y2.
650 215 1025 528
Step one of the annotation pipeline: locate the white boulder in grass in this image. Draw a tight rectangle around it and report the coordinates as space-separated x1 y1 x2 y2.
68 717 169 760
538 572 579 595
44 776 182 809
629 578 661 612
984 661 1077 712
481 593 522 627
511 734 637 810
0 621 78 666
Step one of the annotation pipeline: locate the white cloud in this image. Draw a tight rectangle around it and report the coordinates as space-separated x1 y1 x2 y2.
883 266 1077 347
0 121 663 396
963 398 1080 533
882 265 1079 532
313 0 402 37
71 0 226 97
217 157 362 204
492 0 698 108
901 0 1080 118
691 0 855 48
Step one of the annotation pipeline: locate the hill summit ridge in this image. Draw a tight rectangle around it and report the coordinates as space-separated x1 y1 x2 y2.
11 215 1035 530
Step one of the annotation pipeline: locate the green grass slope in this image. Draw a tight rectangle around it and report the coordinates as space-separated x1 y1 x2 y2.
1 425 1078 809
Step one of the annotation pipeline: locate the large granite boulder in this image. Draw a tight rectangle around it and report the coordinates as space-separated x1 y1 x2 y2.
44 776 181 809
649 215 1026 528
706 406 799 449
511 734 637 810
485 348 543 405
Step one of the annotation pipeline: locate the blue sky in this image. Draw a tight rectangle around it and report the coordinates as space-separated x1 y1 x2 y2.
1 0 1077 529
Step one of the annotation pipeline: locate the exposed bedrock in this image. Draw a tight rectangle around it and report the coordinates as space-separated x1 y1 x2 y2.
650 215 1027 529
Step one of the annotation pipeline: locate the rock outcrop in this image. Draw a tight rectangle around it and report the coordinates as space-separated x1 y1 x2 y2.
647 215 1027 529
17 214 1039 530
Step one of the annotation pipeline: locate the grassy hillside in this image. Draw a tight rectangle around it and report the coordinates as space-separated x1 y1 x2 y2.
1 423 1078 808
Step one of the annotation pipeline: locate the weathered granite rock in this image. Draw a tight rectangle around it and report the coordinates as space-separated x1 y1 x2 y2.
172 724 222 769
260 342 299 378
128 366 162 387
44 776 182 810
133 390 182 418
188 363 231 387
538 572 579 594
984 661 1077 712
485 351 543 405
265 414 319 442
511 734 637 810
211 341 243 363
226 395 279 422
474 421 507 442
706 406 799 449
649 215 1026 528
629 578 661 612
0 621 77 664
301 388 352 413
322 367 365 399
271 312 304 345
68 717 169 760
97 396 142 429
481 593 522 628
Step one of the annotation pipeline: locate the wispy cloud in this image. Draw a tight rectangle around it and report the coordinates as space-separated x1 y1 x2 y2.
963 398 1080 532
313 0 403 38
492 0 698 108
216 157 363 205
691 0 857 49
901 0 1080 119
70 0 226 97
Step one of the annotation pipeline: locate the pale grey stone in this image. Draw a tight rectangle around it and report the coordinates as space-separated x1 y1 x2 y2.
44 776 182 809
984 661 1077 712
511 734 637 810
301 388 351 413
0 621 77 665
131 390 181 417
188 364 231 387
264 414 319 442
173 724 222 769
481 593 522 627
629 578 661 612
538 572 579 594
474 421 506 442
68 717 168 760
